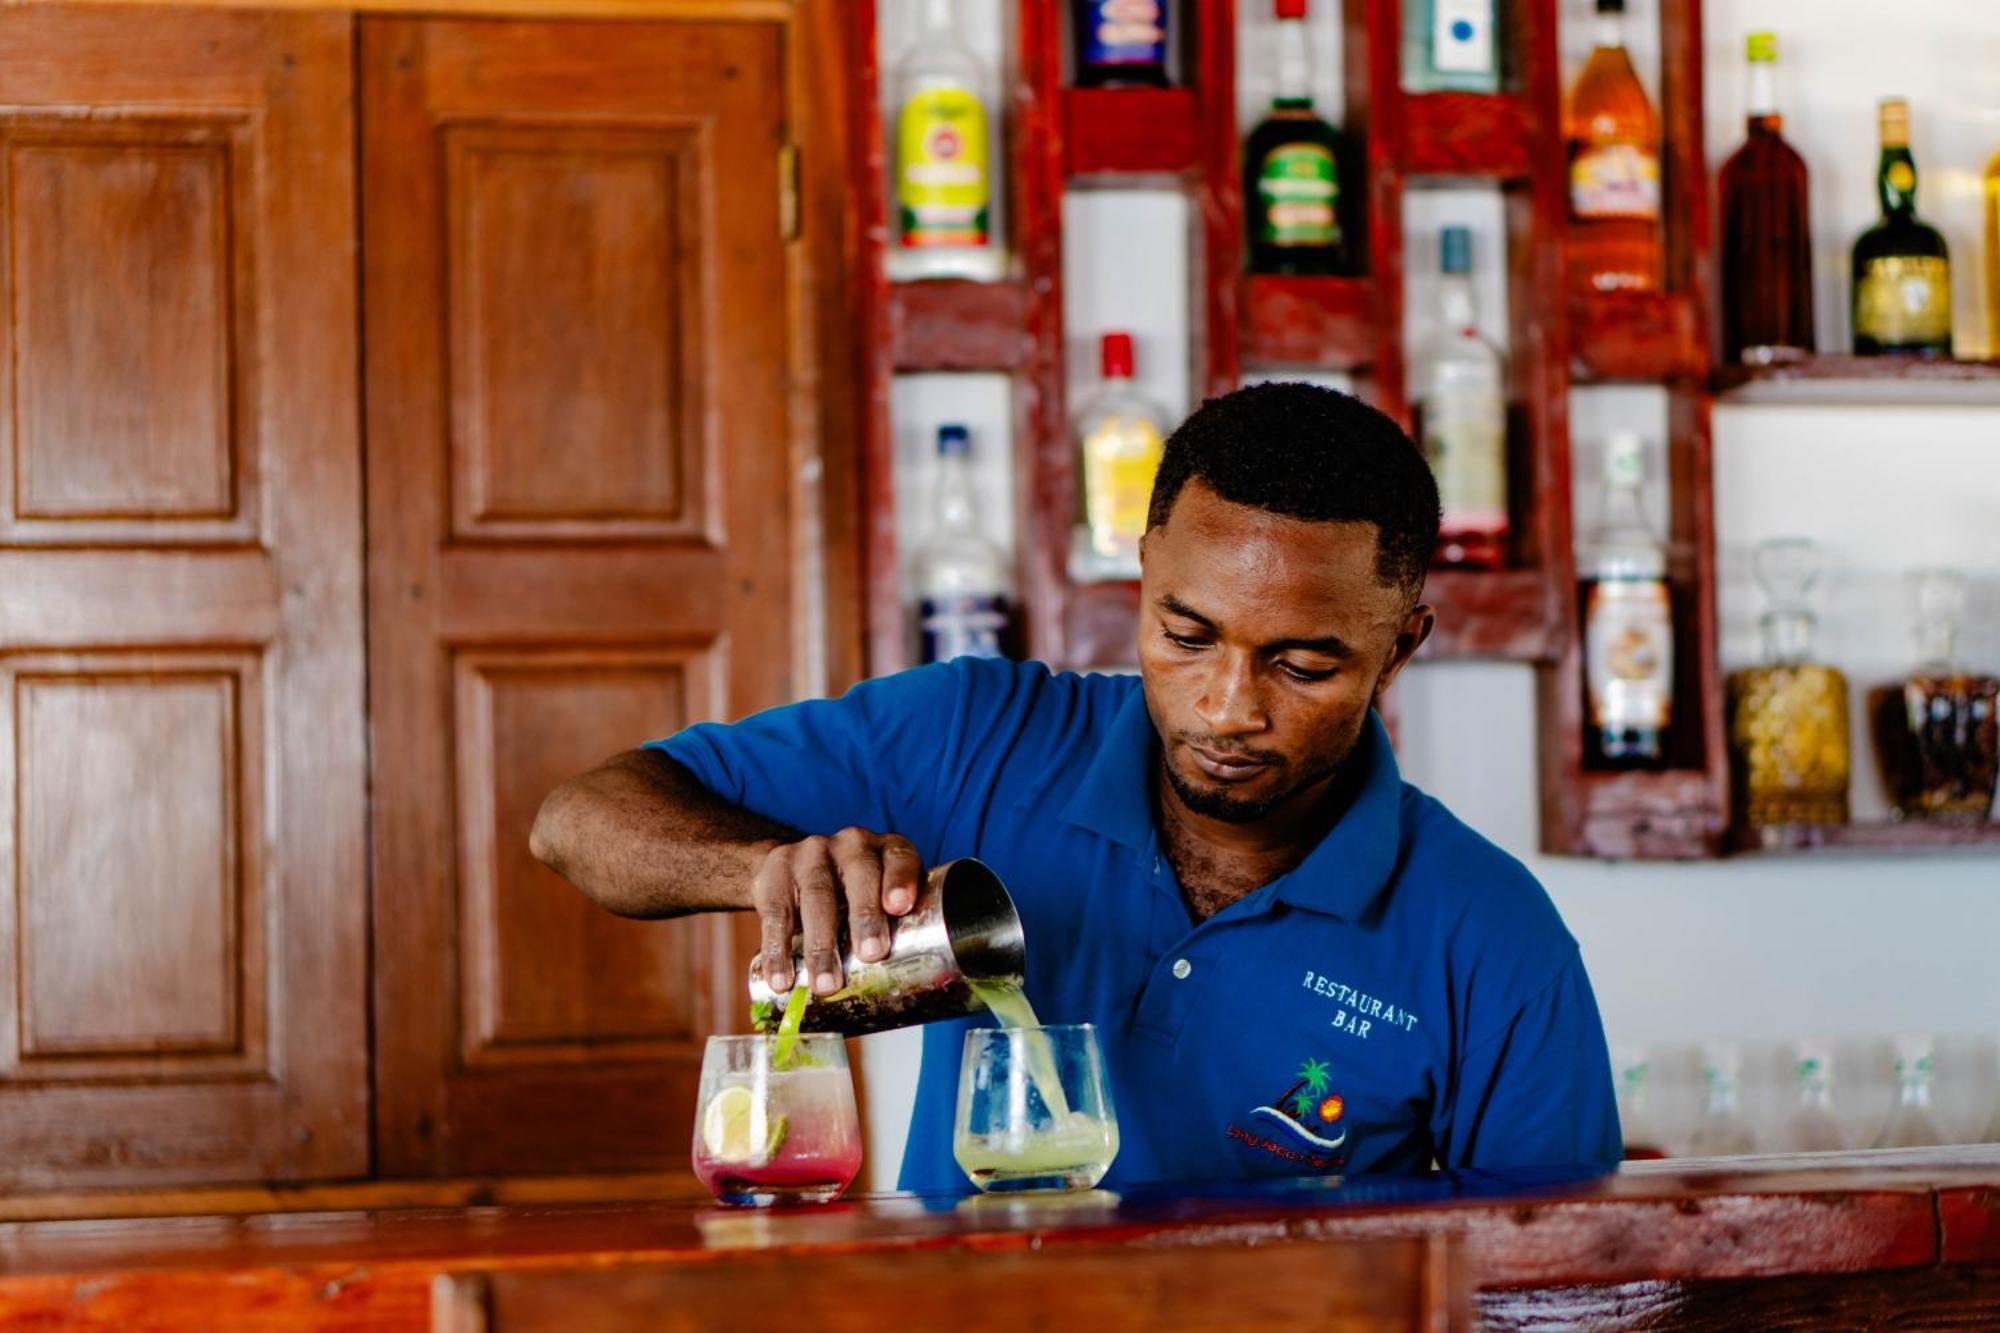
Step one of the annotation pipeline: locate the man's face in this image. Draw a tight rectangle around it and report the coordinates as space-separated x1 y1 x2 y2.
1136 481 1433 825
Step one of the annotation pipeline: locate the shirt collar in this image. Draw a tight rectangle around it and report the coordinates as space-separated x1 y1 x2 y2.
1060 688 1406 922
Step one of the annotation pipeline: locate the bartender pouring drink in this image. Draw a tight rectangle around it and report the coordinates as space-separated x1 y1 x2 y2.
532 381 1622 1190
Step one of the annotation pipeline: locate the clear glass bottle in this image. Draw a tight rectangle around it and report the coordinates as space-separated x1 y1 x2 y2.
1852 98 1952 357
1564 0 1662 297
1612 1047 1667 1160
1867 571 2000 821
1402 0 1500 94
889 0 1004 282
1727 538 1851 832
1581 431 1674 770
912 424 1015 663
1687 1044 1757 1158
1875 1037 1948 1149
1719 32 1815 365
1245 0 1358 276
1071 332 1167 582
1774 1043 1846 1154
1416 226 1509 570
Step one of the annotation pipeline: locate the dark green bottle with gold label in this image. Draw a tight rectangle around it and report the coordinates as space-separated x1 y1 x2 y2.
1244 0 1359 276
1852 98 1952 357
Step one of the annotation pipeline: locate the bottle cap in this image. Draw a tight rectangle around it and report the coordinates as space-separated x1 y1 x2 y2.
1746 31 1777 64
1440 226 1472 276
1274 0 1307 20
937 423 971 456
1100 331 1136 379
1595 0 1625 13
1879 97 1910 148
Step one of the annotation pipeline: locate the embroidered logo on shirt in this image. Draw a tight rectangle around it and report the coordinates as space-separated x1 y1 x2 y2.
1224 1055 1347 1172
1301 968 1421 1041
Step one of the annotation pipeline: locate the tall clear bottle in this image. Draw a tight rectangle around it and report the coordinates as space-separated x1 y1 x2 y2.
1875 1037 1948 1149
1719 32 1815 365
1774 1043 1846 1154
913 424 1015 663
1580 431 1674 770
1726 538 1850 833
1564 0 1663 296
1687 1044 1757 1158
1071 332 1168 583
889 0 1004 282
1415 226 1508 569
1867 571 2000 821
1402 0 1500 94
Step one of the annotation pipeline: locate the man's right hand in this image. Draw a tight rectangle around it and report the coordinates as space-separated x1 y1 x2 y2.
752 829 924 997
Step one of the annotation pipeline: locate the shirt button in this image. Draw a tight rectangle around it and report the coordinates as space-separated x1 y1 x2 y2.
1172 958 1192 980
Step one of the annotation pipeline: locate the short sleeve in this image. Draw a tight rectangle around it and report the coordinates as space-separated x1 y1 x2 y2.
1435 951 1622 1170
645 660 978 860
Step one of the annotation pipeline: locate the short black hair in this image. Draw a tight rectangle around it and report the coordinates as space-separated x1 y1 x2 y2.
1146 381 1441 597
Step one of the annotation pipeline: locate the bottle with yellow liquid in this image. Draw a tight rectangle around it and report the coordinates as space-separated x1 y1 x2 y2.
1983 149 2000 357
1070 332 1167 583
888 0 1005 282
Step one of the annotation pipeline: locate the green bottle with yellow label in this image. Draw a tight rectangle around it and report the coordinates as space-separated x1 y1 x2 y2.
1852 98 1952 357
1244 0 1358 276
889 0 1003 282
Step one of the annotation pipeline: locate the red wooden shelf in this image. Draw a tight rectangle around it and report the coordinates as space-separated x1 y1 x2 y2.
1569 292 1705 383
888 280 1032 373
1063 88 1200 180
1714 355 2000 393
1420 569 1560 662
1241 275 1375 371
1060 579 1142 670
1573 770 1727 860
1403 93 1531 178
1733 820 2000 856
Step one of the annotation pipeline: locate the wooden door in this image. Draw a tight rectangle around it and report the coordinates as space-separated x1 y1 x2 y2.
0 8 368 1188
362 17 791 1176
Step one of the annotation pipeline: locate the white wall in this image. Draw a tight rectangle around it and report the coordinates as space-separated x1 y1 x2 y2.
866 0 2000 1186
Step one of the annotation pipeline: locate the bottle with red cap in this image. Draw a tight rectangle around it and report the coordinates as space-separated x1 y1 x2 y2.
1071 331 1168 582
1244 0 1357 276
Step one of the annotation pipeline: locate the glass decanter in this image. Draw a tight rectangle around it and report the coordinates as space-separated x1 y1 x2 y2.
1867 571 1999 821
1727 538 1851 832
1875 1037 1948 1149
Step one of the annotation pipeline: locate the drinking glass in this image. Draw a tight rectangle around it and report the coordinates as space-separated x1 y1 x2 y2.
691 1033 861 1206
953 1023 1119 1192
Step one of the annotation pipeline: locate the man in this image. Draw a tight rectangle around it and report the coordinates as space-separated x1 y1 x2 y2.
532 382 1622 1191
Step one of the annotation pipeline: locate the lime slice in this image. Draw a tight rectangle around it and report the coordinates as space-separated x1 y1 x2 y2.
701 1085 787 1165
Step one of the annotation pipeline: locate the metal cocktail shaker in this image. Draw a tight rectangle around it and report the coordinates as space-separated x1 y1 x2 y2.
744 858 1024 1037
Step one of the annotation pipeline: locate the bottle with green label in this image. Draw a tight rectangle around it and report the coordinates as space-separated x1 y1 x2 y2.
1244 0 1357 276
889 0 1004 282
1852 98 1951 357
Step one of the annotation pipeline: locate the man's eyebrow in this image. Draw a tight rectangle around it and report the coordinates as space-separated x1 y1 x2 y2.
1156 594 1353 658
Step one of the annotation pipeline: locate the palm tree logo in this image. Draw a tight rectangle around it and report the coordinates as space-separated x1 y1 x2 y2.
1252 1056 1347 1151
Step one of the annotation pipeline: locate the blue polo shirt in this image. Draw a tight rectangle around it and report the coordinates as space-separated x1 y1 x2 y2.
651 657 1620 1192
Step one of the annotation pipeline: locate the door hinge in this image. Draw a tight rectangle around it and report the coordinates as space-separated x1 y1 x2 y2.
778 142 801 242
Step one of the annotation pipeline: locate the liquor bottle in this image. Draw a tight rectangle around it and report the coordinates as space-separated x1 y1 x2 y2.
1564 0 1662 297
1875 1038 1948 1149
1612 1047 1667 1160
913 424 1015 663
1073 0 1169 88
1852 99 1952 357
1866 571 1999 820
1686 1045 1756 1158
1580 431 1673 770
1726 538 1850 833
1245 0 1357 277
1415 226 1508 568
889 0 1003 283
1773 1044 1846 1154
1718 32 1815 365
1402 0 1500 94
1983 150 2000 357
1071 332 1167 583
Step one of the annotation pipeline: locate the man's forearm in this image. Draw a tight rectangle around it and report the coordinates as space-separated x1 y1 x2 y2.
530 749 797 918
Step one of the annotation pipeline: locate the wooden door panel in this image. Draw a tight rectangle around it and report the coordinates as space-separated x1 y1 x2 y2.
365 16 788 1176
0 8 366 1188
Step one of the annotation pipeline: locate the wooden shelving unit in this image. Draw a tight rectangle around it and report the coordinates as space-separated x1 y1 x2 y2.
1714 354 2000 392
852 0 1992 861
1735 821 2000 855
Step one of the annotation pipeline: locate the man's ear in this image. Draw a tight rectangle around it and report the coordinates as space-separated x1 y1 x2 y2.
1374 602 1435 704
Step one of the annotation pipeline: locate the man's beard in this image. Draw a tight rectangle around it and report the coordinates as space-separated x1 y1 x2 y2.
1161 753 1295 824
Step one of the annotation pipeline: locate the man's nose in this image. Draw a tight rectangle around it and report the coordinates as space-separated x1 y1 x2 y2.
1194 652 1269 737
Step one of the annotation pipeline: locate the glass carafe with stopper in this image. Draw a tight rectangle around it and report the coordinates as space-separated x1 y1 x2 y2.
1728 538 1851 834
1875 1037 1948 1148
1867 571 1999 820
1774 1042 1846 1154
1687 1044 1757 1158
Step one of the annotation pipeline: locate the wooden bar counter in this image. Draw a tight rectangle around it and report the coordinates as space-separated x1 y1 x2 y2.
0 1147 1995 1330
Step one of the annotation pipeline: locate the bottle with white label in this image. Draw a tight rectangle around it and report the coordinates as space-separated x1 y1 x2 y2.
1415 226 1508 568
1403 0 1499 94
889 0 1005 282
913 424 1015 664
1580 430 1673 769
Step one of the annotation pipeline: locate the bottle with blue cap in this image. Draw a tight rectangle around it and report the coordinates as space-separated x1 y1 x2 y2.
1414 224 1508 569
913 423 1015 663
1403 0 1499 94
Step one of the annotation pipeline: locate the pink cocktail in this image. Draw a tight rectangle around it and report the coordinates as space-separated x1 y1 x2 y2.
692 1034 861 1207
